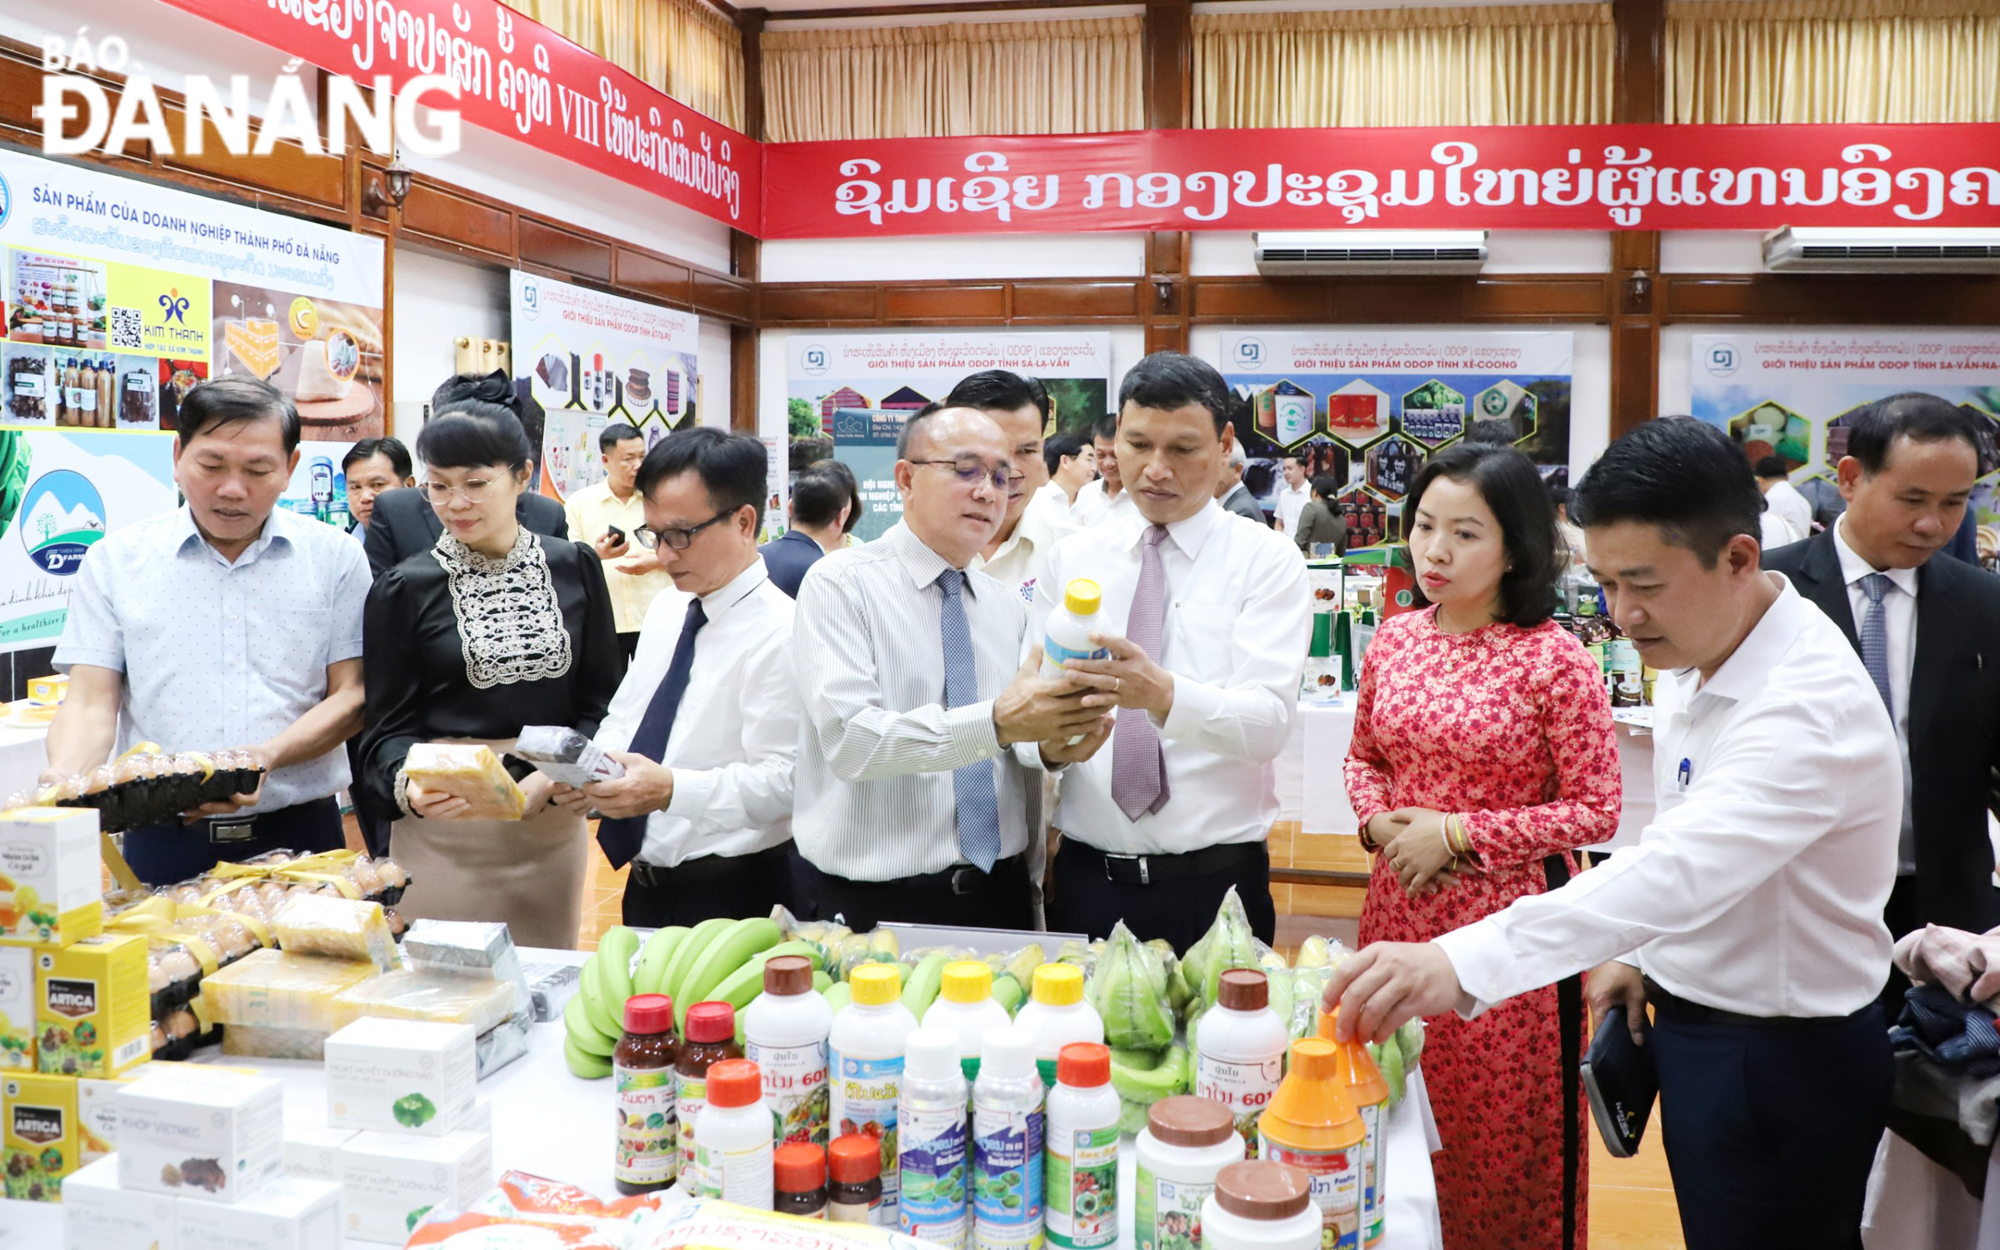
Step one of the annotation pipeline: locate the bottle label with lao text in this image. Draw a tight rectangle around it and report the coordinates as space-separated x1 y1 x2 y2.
1044 1121 1119 1249
1359 1101 1386 1244
614 1063 677 1187
829 1049 904 1214
1135 1162 1214 1250
1195 1053 1282 1157
899 1102 969 1249
972 1104 1045 1249
695 1137 774 1207
747 1037 831 1147
676 1070 709 1177
1260 1136 1361 1250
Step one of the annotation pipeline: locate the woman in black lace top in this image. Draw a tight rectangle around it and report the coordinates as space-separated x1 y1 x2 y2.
357 402 621 948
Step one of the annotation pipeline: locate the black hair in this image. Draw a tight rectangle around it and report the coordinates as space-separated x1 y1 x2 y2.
1044 433 1089 477
1309 473 1341 501
415 411 534 473
1465 420 1515 447
637 427 766 521
342 437 413 480
1283 452 1306 466
1572 416 1761 569
1407 443 1560 627
945 370 1050 423
1118 352 1231 437
433 370 544 466
178 377 300 454
1843 391 1992 475
1092 414 1118 443
1753 455 1789 479
600 422 644 453
790 464 851 529
1549 483 1571 510
817 459 864 534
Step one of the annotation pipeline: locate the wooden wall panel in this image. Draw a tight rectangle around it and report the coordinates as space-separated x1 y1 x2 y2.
162 118 345 209
1663 275 2000 324
520 218 612 285
883 284 1008 321
761 286 877 324
1191 276 1612 324
693 270 757 323
397 181 514 260
1011 282 1141 322
617 250 695 307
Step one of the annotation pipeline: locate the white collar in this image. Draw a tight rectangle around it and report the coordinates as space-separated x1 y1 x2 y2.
1832 515 1919 598
698 556 771 621
1121 498 1224 562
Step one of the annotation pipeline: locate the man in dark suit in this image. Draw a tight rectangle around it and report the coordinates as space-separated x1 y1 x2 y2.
759 462 852 599
1765 392 2000 973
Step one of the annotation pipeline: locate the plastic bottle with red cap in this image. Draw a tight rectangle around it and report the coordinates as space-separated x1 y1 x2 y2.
678 1001 743 1181
614 993 678 1195
694 1057 774 1208
1045 1042 1119 1250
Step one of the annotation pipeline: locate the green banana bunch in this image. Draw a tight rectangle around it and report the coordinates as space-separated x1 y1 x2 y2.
1089 921 1175 1051
991 972 1026 1016
1109 1044 1191 1133
1293 936 1333 969
1366 1035 1408 1110
1266 967 1296 1036
1004 943 1044 991
578 927 639 1039
823 981 852 1015
706 939 828 1017
634 926 692 996
901 951 952 1018
660 917 735 1004
1184 887 1263 1006
835 933 875 982
676 916 784 1033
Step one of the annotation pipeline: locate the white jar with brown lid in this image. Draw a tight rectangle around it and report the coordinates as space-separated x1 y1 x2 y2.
1136 1095 1244 1250
1199 1159 1322 1250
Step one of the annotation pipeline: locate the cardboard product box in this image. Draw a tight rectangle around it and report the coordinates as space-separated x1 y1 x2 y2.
283 1121 357 1183
0 806 103 947
340 1128 493 1243
116 1065 284 1203
177 1174 342 1250
36 933 150 1078
62 1153 179 1250
0 944 33 1069
326 1017 476 1137
3 1070 78 1201
77 1066 151 1164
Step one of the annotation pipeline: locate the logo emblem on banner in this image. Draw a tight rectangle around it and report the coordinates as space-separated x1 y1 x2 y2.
0 171 10 229
1704 345 1741 378
519 281 541 320
1233 338 1266 368
801 346 829 377
158 290 190 324
20 471 104 576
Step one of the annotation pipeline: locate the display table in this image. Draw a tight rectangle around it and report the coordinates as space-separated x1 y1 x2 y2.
0 947 1444 1250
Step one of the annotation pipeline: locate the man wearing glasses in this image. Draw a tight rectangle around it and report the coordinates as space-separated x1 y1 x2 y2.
948 370 1076 600
791 404 1116 930
551 428 802 926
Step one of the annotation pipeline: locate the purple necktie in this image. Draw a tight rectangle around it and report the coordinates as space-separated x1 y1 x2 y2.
1111 524 1171 821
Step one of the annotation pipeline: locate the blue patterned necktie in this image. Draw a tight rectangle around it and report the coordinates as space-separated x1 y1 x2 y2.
937 568 1002 872
1858 573 1894 717
596 598 706 869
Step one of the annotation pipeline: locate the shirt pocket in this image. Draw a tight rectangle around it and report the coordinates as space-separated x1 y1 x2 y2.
1166 603 1241 685
253 607 334 691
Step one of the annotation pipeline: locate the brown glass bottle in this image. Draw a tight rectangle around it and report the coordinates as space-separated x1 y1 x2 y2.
775 1142 828 1219
677 1001 744 1179
614 993 679 1196
826 1133 883 1223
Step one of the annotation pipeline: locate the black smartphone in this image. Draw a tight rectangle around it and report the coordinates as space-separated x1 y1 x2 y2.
605 525 625 544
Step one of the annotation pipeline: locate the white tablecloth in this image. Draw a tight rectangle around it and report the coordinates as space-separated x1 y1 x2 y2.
0 946 1445 1250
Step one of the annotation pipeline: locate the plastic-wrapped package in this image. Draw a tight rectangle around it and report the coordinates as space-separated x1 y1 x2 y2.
521 962 581 1023
511 726 625 789
220 1023 330 1061
402 920 530 1019
475 1010 532 1079
330 969 519 1035
1088 920 1176 1050
271 895 398 970
403 744 526 820
201 949 381 1033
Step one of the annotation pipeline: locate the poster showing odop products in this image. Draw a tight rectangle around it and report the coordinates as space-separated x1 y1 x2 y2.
1690 332 2000 526
785 332 1114 543
0 146 387 444
1219 331 1574 548
510 270 703 503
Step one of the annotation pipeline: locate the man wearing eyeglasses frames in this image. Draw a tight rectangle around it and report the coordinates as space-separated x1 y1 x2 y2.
550 428 803 928
947 370 1077 600
791 404 1117 932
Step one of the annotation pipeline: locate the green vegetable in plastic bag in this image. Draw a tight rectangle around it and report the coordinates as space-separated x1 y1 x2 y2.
1089 921 1175 1051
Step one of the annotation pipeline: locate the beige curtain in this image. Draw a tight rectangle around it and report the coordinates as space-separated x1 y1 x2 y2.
514 0 745 131
762 18 1143 142
1194 5 1613 129
1667 0 2000 123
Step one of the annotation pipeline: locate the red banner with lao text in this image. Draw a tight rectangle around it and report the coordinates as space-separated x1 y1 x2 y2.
759 124 2000 238
158 0 758 231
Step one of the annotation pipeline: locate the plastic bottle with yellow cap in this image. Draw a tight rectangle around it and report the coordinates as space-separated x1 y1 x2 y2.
829 963 919 1224
1013 964 1104 1088
1257 1038 1365 1250
924 961 1013 1083
1041 579 1112 680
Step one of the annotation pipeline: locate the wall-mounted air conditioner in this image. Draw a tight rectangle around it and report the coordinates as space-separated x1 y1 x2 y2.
1762 227 2000 273
1253 231 1488 276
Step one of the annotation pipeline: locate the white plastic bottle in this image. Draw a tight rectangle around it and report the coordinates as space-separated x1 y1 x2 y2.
899 1027 971 1249
829 962 919 1222
1135 1095 1245 1250
1040 579 1111 679
693 1058 774 1209
924 962 1013 1083
1200 1160 1322 1250
1195 969 1288 1156
1044 1042 1120 1250
744 954 835 1149
972 1026 1045 1250
1014 965 1103 1089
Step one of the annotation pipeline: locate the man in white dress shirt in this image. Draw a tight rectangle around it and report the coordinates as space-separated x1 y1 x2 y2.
552 428 800 926
1035 352 1311 950
1326 417 1901 1250
1071 415 1136 529
1272 453 1310 538
947 370 1074 598
45 378 370 883
792 404 1113 931
1755 456 1815 541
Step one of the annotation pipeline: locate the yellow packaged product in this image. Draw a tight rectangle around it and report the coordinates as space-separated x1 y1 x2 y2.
331 967 520 1034
0 806 104 946
0 946 33 1069
26 675 67 706
272 893 398 970
36 934 150 1079
201 948 381 1034
3 1071 78 1201
403 744 526 821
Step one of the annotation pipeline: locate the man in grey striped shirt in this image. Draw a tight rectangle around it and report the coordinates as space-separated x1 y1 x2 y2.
792 405 1114 931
